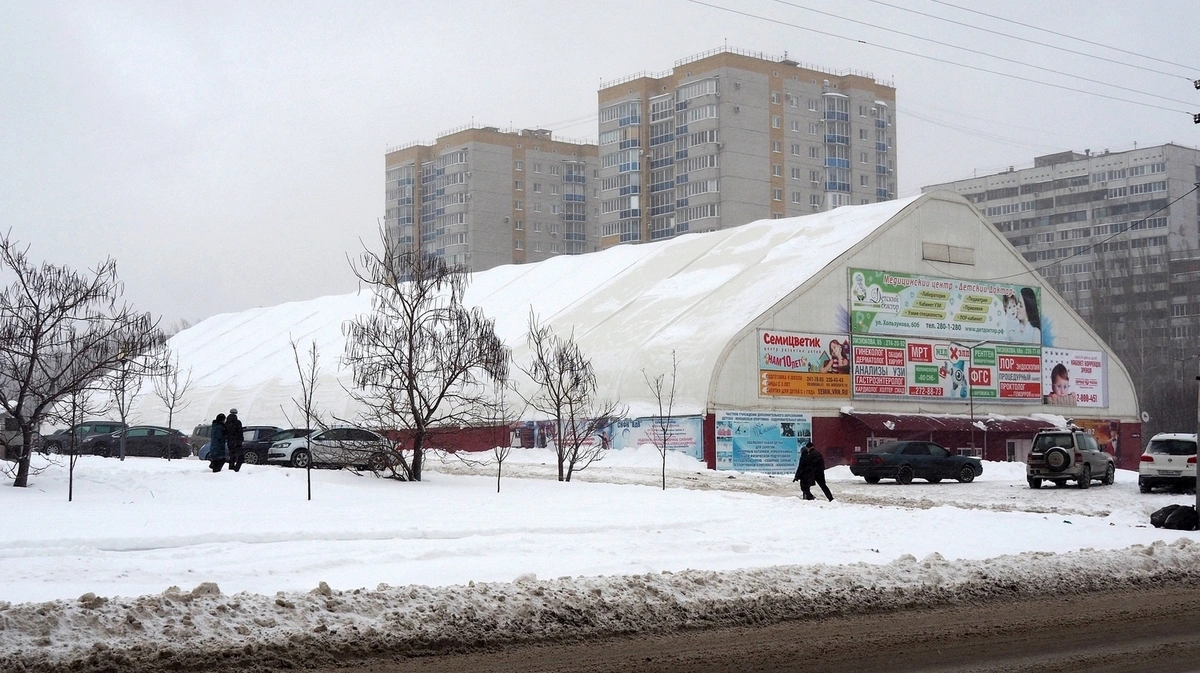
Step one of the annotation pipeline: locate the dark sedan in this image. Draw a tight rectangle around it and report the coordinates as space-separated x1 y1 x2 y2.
79 425 191 459
240 425 284 465
850 441 982 484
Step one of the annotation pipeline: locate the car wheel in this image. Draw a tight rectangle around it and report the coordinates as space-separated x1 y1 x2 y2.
243 451 260 465
290 449 311 469
367 452 391 472
926 477 942 484
1077 464 1092 489
1027 477 1042 489
1044 447 1071 473
94 444 109 458
161 448 172 459
1103 463 1115 486
46 441 61 454
1139 481 1152 494
864 475 881 484
896 465 914 485
957 465 975 483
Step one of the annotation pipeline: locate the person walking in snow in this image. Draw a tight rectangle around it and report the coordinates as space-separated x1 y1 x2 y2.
208 413 228 472
225 409 245 472
793 441 834 501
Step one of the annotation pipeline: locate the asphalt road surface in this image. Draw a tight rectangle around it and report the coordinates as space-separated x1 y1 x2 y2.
318 585 1200 673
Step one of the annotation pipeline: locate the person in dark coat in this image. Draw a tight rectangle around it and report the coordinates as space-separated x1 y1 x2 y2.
225 409 245 472
208 413 227 472
793 441 834 501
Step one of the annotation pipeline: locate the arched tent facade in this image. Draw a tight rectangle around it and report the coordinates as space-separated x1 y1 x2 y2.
139 192 1140 471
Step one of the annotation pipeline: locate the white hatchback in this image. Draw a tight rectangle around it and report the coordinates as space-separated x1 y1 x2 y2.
1138 433 1197 493
267 427 398 471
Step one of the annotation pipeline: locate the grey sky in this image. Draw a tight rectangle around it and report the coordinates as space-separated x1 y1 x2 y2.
1 1 1196 326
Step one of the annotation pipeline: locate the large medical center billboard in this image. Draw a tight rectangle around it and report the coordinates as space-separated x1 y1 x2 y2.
846 268 1107 407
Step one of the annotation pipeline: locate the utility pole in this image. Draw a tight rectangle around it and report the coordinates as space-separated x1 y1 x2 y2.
1195 372 1199 513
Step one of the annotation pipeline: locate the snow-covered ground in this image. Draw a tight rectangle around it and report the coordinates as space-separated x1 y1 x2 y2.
2 449 1198 669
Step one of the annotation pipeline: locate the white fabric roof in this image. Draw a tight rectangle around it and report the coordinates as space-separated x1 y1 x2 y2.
148 196 921 429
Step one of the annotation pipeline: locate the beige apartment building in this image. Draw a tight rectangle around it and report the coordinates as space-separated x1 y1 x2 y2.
596 47 897 247
384 126 598 271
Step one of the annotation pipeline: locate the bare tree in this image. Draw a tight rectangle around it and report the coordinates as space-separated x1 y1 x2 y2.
518 310 624 482
288 337 323 501
642 349 679 491
151 350 193 445
54 377 105 502
0 233 165 487
106 353 154 461
343 231 509 482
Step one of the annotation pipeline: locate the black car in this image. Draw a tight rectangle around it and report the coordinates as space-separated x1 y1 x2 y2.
79 425 191 459
38 421 127 454
239 425 284 465
850 440 983 484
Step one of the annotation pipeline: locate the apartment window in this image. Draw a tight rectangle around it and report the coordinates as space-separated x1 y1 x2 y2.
808 123 817 135
514 200 523 210
550 166 560 176
514 240 523 250
771 92 780 105
514 161 524 171
551 204 559 214
773 164 783 177
808 99 817 111
791 144 801 156
532 183 541 193
514 180 524 191
533 242 542 252
860 152 868 164
859 129 868 140
810 170 821 183
773 140 782 153
533 202 542 213
791 120 801 132
514 220 523 230
534 222 541 232
792 191 803 203
551 244 559 254
533 163 542 173
791 167 802 179
809 146 818 159
772 115 781 129
810 194 822 207
860 175 868 186
773 188 783 201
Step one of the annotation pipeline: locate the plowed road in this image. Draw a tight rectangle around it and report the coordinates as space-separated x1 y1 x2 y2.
320 585 1200 673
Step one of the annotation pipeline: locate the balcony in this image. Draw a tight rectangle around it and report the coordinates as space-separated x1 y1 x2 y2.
824 110 849 122
824 157 850 169
875 119 887 128
876 142 889 152
825 134 849 145
876 164 889 174
876 188 892 199
825 181 851 193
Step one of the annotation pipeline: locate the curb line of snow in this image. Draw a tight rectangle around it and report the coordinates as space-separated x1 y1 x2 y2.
2 538 1198 672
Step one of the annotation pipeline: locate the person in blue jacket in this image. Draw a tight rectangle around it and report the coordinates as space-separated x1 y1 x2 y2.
208 413 227 472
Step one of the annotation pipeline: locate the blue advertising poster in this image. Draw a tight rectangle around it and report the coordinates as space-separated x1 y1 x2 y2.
714 410 811 475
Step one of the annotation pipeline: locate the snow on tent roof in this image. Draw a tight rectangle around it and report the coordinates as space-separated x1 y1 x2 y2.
160 196 921 428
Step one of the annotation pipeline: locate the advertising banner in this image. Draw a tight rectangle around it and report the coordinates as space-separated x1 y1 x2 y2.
849 268 1043 344
604 416 704 461
850 336 1042 402
714 411 811 475
1041 348 1108 407
757 330 851 398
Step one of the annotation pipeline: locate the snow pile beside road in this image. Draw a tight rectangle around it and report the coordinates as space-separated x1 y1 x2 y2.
3 539 1198 671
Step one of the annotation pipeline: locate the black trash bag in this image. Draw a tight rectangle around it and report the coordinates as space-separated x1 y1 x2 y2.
1163 505 1200 531
1151 504 1183 528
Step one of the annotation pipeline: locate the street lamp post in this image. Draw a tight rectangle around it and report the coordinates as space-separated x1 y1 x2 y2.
950 340 993 458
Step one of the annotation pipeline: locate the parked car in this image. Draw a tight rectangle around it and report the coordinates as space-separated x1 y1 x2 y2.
190 424 212 455
239 425 284 465
1026 427 1115 489
267 427 396 471
1139 433 1197 493
850 441 983 484
38 421 127 454
79 426 192 459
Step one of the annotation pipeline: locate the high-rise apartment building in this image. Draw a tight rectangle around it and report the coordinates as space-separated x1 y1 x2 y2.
596 47 897 246
384 126 598 271
925 143 1200 433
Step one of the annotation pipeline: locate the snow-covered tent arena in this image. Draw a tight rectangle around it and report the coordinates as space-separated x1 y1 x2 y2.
139 192 1142 472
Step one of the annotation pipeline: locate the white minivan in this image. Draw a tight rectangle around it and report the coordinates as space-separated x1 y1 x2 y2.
1139 433 1198 493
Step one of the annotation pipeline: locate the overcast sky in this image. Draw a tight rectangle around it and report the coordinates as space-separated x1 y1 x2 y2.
1 0 1196 327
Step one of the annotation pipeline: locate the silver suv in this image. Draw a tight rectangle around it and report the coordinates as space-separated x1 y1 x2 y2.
1027 428 1115 489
